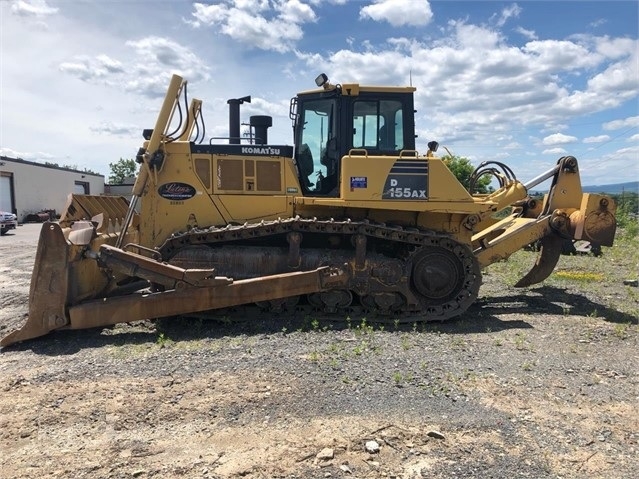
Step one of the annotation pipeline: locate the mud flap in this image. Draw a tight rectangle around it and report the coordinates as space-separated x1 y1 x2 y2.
1 223 69 347
514 234 563 288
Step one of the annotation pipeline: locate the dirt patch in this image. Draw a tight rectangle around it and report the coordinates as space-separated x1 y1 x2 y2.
1 224 638 478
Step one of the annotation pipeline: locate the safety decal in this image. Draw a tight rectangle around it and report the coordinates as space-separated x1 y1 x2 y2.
382 160 428 199
350 176 368 189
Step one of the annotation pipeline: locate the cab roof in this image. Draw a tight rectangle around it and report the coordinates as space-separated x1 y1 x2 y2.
297 82 416 96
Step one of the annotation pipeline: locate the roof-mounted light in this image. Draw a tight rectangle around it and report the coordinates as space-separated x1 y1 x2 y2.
315 73 329 87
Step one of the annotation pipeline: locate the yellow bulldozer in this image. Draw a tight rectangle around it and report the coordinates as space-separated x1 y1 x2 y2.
1 73 617 347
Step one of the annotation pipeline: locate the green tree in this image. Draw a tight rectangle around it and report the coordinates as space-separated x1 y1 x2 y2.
442 155 493 194
612 192 638 215
109 158 137 185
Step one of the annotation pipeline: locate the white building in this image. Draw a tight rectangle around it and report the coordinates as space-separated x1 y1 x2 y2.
0 156 105 221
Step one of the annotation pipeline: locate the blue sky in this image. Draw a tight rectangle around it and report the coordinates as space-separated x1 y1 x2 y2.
1 0 637 186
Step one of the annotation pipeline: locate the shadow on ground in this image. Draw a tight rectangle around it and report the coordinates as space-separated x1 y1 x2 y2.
5 284 634 356
476 285 637 325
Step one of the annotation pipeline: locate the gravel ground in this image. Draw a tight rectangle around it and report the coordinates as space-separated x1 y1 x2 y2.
1 223 637 479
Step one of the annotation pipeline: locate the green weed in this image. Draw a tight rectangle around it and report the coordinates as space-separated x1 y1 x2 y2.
613 322 632 340
514 332 527 350
521 361 534 371
156 332 173 348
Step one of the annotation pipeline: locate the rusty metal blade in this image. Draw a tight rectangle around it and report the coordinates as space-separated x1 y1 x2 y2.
1 223 69 347
67 267 349 330
514 234 563 288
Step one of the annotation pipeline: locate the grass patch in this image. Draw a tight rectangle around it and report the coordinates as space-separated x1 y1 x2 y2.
553 271 604 282
483 227 638 321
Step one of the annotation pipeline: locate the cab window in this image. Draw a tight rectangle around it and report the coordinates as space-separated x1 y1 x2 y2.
352 99 404 151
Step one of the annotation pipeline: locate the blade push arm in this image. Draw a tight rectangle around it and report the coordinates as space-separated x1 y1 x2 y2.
472 156 617 285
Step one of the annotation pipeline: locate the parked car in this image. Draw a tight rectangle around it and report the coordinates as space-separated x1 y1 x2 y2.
0 211 18 235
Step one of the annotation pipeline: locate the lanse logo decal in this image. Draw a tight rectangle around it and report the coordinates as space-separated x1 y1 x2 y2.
158 182 197 200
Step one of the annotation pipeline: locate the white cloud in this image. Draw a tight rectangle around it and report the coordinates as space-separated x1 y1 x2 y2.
298 21 637 152
595 36 636 60
448 21 504 49
89 122 140 137
58 37 210 98
503 142 522 150
59 55 124 81
542 147 568 155
279 0 317 23
543 133 578 145
126 37 209 74
587 55 639 95
492 3 522 27
583 135 610 143
187 0 317 53
240 97 289 118
628 133 639 142
234 0 270 11
0 147 58 162
309 0 348 4
10 0 57 17
514 26 537 40
603 116 639 130
360 0 433 27
188 2 227 26
523 39 600 70
589 145 639 179
613 145 639 156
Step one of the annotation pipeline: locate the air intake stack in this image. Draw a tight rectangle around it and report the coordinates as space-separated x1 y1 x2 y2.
250 115 273 145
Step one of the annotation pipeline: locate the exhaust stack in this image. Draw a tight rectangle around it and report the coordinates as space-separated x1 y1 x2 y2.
227 96 251 144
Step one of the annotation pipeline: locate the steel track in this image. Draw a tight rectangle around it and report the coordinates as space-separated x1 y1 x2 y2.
157 217 482 323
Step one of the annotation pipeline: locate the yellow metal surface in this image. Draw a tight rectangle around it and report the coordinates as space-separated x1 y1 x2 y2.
212 156 290 194
473 215 553 268
218 195 292 222
514 234 563 288
570 193 617 246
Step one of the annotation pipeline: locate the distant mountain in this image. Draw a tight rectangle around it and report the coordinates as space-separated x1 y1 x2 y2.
529 181 638 196
582 181 639 195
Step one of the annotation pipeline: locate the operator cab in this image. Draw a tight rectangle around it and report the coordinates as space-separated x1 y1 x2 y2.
291 73 416 197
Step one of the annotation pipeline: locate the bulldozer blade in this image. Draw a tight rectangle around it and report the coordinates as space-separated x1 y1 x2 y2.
66 266 348 330
1 223 69 347
514 234 563 288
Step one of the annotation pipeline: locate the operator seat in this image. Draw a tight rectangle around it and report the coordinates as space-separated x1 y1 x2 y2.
297 144 315 187
378 124 391 150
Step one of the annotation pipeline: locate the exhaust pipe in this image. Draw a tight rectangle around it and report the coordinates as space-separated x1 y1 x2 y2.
227 96 251 144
